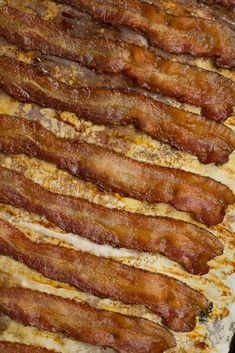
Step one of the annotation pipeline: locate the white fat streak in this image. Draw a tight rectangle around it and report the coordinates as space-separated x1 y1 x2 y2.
0 317 112 353
0 210 134 257
19 221 135 258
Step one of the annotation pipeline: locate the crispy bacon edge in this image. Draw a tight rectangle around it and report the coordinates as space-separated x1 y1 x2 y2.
0 59 235 164
59 0 235 68
0 342 56 353
0 5 234 121
0 287 176 352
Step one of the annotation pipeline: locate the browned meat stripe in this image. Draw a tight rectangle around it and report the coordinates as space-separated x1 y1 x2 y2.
0 158 234 227
0 342 55 353
59 0 235 68
0 115 233 228
156 0 235 27
0 288 176 352
203 0 235 7
0 166 224 272
0 60 235 165
0 219 210 331
0 6 234 121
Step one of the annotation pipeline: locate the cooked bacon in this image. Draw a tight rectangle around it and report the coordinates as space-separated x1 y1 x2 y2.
0 219 210 331
0 288 176 352
0 6 234 121
0 160 233 227
47 0 235 37
48 0 235 41
0 342 55 353
59 0 235 68
0 117 233 228
1 58 235 165
156 0 235 27
203 0 235 6
0 167 224 272
1 62 235 165
1 103 235 214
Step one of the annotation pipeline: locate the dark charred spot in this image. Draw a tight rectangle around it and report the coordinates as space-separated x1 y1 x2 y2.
199 302 213 323
61 11 75 19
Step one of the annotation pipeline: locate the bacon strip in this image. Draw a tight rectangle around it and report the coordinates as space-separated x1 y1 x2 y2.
203 0 235 6
59 0 235 68
0 288 176 352
0 137 234 225
0 6 234 121
0 62 235 165
0 219 210 331
0 158 233 227
0 167 224 272
1 57 235 165
0 342 55 353
50 0 235 35
0 116 234 228
156 0 235 27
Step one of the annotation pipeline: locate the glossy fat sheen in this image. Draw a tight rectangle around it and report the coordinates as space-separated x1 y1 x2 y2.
0 219 210 331
0 288 176 353
0 64 235 164
0 342 55 353
0 166 224 274
61 0 235 68
0 132 234 227
0 7 234 121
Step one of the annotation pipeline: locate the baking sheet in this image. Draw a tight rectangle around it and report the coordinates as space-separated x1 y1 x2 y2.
0 1 234 352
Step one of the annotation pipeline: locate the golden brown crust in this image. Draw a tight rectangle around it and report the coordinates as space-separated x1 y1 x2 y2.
0 219 210 330
0 288 176 352
0 342 55 353
0 165 224 272
0 6 234 121
0 63 235 164
61 0 235 67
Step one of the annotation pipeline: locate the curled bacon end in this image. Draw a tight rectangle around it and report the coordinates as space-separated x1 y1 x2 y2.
0 219 211 331
0 288 176 353
61 0 235 68
0 6 234 121
0 342 55 353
